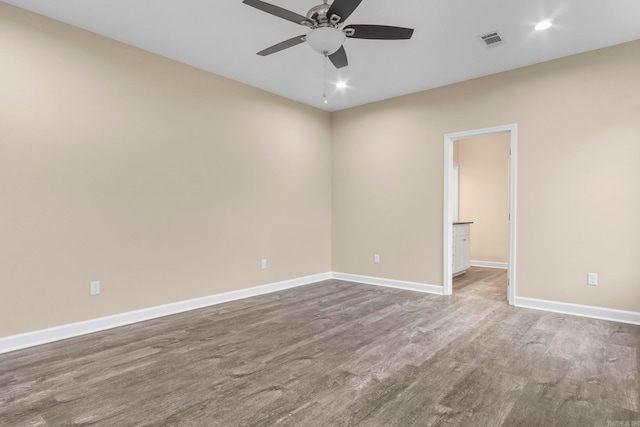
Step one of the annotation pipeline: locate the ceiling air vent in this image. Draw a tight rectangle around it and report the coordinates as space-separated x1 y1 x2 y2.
479 31 504 47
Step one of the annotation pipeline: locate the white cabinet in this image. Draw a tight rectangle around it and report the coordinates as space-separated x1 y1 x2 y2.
453 223 471 276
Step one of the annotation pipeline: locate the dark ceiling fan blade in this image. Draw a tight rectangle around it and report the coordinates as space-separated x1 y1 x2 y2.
344 24 414 40
329 46 348 69
257 35 306 56
243 0 314 26
326 0 363 23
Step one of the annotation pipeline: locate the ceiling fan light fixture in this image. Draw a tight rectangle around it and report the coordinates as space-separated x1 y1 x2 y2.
306 27 346 55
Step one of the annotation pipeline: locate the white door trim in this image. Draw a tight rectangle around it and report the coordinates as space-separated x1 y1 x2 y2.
443 124 518 305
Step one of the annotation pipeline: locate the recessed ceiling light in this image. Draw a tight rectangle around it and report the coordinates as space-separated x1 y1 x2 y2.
535 21 552 31
336 82 347 89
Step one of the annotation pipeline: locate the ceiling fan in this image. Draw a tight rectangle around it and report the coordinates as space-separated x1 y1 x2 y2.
242 0 414 69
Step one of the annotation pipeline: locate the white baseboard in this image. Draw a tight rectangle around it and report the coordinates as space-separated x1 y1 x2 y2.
514 296 640 325
470 260 508 269
7 271 637 354
0 272 332 355
332 272 444 295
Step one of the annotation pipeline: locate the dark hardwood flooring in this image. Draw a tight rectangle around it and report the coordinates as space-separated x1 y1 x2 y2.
1 270 639 426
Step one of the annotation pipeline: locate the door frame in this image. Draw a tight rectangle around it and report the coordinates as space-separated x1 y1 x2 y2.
443 124 517 304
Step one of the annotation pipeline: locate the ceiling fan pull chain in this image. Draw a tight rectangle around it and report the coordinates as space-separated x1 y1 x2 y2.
323 53 328 104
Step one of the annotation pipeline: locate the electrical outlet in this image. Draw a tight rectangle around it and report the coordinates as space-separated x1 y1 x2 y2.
374 254 380 264
261 259 267 270
587 273 598 286
90 281 100 295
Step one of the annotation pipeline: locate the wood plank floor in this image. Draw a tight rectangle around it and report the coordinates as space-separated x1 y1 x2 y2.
453 266 508 303
1 269 639 426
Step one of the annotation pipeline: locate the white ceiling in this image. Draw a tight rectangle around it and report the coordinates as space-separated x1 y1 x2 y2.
4 0 640 111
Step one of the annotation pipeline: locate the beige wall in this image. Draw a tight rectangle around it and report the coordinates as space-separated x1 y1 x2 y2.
332 40 640 312
0 4 332 336
457 135 509 263
2 4 640 339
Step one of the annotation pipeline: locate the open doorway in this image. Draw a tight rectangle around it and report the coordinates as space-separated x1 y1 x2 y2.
443 125 517 304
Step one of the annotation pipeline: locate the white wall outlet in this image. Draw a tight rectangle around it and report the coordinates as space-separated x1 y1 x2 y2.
90 281 100 295
261 259 267 269
374 254 380 264
587 273 598 286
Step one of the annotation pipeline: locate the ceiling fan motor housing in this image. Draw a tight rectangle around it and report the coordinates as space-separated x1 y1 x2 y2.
306 4 331 24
